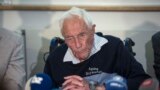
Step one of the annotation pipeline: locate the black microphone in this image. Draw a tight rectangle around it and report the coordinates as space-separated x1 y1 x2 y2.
30 73 53 90
49 37 64 53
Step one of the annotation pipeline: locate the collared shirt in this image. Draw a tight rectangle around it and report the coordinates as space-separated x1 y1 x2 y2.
63 34 108 64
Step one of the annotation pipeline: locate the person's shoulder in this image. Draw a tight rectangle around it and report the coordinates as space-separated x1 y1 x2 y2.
152 31 160 41
47 44 67 63
103 35 122 44
0 28 22 42
50 44 68 55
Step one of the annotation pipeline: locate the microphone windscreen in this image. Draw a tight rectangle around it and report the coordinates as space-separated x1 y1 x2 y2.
139 78 159 90
30 73 52 90
105 75 128 90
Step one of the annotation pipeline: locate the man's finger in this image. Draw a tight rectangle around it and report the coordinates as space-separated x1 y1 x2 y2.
62 78 73 86
64 75 83 81
63 78 83 87
63 84 76 90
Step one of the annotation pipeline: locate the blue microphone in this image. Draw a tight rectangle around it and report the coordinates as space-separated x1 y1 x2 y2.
105 75 128 90
30 73 53 90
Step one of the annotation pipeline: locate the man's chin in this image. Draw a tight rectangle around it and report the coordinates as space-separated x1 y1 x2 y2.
75 54 89 61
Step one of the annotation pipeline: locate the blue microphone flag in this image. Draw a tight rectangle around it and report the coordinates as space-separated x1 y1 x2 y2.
30 73 53 90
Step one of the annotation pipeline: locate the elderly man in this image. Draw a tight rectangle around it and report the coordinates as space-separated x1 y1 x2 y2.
44 7 150 90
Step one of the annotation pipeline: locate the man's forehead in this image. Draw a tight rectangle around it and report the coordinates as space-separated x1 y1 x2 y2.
63 18 87 30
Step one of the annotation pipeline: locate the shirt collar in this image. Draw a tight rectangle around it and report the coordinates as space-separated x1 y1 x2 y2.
63 34 108 64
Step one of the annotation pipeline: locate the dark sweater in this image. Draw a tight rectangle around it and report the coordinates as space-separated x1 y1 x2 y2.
152 31 160 84
44 35 150 90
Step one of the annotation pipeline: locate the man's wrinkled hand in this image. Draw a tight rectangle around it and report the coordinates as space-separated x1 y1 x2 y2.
62 75 90 90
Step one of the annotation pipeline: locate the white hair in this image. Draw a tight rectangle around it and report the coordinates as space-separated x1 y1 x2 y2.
59 7 93 31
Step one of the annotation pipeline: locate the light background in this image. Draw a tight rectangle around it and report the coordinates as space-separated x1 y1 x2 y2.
0 0 160 79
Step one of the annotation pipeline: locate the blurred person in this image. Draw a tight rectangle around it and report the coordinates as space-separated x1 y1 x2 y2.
0 28 26 90
44 7 150 90
152 31 160 85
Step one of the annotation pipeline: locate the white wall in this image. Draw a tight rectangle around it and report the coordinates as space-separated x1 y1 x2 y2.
0 10 160 79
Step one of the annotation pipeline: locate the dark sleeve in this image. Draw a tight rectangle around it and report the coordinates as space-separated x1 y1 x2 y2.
43 55 52 78
43 44 67 88
115 39 151 90
152 31 160 83
43 52 57 88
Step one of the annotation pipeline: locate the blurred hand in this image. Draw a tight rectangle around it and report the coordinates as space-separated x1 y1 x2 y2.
62 75 90 90
96 85 105 90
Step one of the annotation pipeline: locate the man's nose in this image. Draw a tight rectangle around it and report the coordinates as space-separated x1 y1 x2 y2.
74 38 81 49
